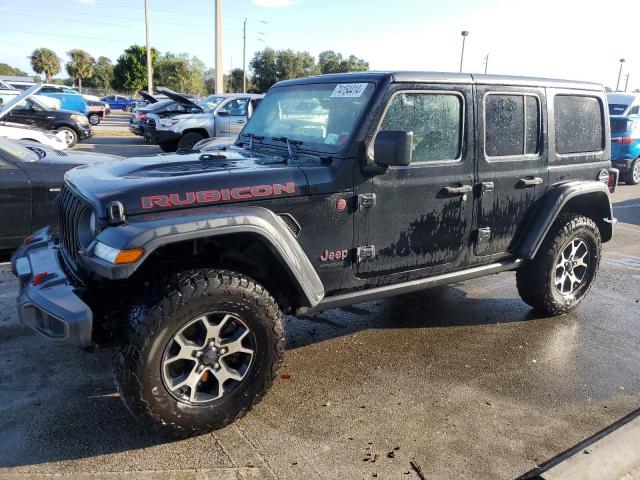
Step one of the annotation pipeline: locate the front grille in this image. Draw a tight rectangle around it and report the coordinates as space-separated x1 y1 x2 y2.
58 184 90 266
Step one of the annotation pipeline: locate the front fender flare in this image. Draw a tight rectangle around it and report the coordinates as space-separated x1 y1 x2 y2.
81 206 325 308
517 181 614 260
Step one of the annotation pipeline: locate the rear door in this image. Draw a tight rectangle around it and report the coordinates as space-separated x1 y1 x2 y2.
0 156 31 248
355 85 475 278
474 86 548 257
224 98 250 135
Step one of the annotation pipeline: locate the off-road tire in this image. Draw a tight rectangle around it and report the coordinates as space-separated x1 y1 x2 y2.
159 140 179 152
114 269 285 438
57 126 78 147
516 214 601 316
177 132 205 151
624 159 640 185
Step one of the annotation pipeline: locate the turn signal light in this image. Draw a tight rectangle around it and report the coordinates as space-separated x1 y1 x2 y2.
114 248 145 264
33 272 48 286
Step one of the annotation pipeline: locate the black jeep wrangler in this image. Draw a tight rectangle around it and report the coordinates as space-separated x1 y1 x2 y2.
12 72 617 437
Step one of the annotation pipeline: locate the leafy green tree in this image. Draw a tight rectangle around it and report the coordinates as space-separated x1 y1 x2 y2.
0 63 28 76
154 53 206 95
112 45 159 92
85 56 114 90
66 49 94 93
28 48 61 82
226 68 245 93
250 48 317 92
204 68 217 94
318 50 369 74
249 48 278 93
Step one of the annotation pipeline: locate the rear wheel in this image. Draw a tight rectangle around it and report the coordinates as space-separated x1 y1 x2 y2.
177 132 205 151
625 159 640 185
57 126 78 147
88 113 101 125
125 104 133 112
114 269 285 437
516 214 601 316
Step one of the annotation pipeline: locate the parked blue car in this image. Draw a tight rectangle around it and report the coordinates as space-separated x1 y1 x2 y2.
39 85 89 116
100 94 136 112
610 115 640 185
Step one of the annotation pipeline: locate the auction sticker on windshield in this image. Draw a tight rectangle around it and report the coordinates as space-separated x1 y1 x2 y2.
330 83 368 98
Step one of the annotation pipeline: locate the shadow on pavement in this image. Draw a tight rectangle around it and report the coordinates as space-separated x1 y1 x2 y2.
613 194 640 227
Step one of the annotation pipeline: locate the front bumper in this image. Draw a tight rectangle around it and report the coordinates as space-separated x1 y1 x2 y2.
77 123 93 140
142 123 159 142
155 128 182 144
129 122 144 135
11 228 93 347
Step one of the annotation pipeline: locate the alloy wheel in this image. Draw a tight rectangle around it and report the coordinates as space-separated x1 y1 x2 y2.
161 312 255 405
554 238 590 296
633 161 640 184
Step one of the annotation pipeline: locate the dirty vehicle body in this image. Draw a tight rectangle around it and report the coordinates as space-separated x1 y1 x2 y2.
148 88 263 152
610 114 640 184
12 72 616 437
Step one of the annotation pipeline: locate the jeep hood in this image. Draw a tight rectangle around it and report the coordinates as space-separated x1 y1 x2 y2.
65 148 308 217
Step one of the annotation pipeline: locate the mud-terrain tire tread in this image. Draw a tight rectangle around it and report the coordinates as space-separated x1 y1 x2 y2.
516 213 601 316
114 269 284 438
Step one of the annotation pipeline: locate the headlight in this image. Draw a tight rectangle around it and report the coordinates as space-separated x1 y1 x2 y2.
77 209 97 248
94 242 144 264
89 212 97 236
71 114 89 125
159 118 179 127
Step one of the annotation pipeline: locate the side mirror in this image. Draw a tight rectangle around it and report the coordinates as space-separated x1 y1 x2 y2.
217 108 229 116
374 130 413 167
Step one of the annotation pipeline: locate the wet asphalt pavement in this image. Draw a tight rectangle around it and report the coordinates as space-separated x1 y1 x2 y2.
0 139 638 479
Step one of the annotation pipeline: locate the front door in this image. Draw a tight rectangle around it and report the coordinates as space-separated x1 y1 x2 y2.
0 157 31 248
474 86 549 257
355 85 475 278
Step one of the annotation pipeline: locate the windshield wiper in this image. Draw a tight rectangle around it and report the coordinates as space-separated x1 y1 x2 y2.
271 136 303 160
240 132 264 151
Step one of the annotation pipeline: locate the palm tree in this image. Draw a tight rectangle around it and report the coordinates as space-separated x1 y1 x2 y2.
28 48 61 83
66 49 94 93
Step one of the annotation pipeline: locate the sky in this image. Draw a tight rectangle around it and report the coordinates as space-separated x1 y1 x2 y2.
2 0 639 90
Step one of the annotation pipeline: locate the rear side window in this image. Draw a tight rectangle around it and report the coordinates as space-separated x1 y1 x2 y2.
554 95 604 154
608 104 627 115
484 93 540 157
380 91 463 162
610 118 632 134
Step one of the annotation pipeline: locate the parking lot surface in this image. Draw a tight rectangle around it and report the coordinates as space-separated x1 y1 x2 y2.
0 143 638 478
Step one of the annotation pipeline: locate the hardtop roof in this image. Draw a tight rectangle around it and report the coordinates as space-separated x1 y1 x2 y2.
274 71 603 91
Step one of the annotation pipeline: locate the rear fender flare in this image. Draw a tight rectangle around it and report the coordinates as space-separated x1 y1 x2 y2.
83 206 325 308
517 181 614 259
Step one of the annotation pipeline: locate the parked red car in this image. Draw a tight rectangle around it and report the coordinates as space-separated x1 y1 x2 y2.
85 100 108 125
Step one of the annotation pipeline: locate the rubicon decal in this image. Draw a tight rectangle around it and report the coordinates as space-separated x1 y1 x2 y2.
141 182 296 209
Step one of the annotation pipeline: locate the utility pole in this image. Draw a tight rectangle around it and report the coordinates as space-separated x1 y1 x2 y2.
243 18 247 93
459 31 469 73
215 0 223 94
624 73 630 92
484 53 489 74
616 58 625 92
144 0 153 94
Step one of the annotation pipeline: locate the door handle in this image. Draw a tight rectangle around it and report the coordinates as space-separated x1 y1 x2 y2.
441 185 473 197
516 177 543 188
234 120 246 124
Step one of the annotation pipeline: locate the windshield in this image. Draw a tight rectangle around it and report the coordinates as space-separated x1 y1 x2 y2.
242 82 375 152
198 95 226 113
0 137 39 161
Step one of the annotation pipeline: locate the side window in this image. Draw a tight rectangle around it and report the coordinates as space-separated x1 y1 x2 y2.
485 93 540 157
629 105 639 115
379 92 463 162
226 98 249 116
554 95 604 154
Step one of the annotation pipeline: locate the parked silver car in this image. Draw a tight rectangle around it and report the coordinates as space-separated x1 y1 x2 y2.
149 88 263 152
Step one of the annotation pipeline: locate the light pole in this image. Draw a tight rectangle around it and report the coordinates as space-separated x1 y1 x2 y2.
144 0 153 94
242 18 247 93
215 0 223 94
625 73 630 92
616 58 625 92
459 31 469 73
483 53 489 74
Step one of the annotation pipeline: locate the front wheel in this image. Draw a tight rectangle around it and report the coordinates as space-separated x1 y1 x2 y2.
159 140 179 152
516 214 601 316
114 269 285 437
625 159 640 185
57 126 78 147
177 132 205 151
88 113 101 125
